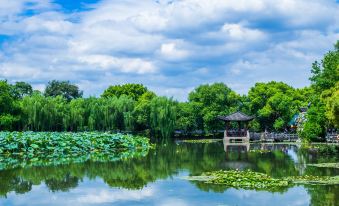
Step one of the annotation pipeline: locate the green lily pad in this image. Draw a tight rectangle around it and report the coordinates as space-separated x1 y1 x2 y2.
183 169 339 190
285 175 339 185
184 170 289 190
181 139 220 144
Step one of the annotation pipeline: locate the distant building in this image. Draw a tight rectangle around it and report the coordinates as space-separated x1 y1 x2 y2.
289 107 308 130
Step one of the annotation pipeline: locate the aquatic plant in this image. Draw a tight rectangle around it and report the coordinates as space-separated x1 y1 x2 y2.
186 170 289 190
285 175 339 185
300 143 339 157
181 139 221 144
0 132 151 170
185 169 339 190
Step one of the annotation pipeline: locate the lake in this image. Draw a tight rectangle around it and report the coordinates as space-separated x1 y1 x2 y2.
0 141 338 206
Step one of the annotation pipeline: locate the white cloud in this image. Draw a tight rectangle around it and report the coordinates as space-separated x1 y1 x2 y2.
0 0 54 17
160 42 189 61
77 55 157 74
221 24 266 41
0 0 338 100
22 14 73 34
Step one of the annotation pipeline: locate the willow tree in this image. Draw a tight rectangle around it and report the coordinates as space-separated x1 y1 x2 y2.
150 97 177 138
21 93 45 131
100 96 135 131
66 98 86 131
133 91 156 131
21 94 68 131
86 97 105 131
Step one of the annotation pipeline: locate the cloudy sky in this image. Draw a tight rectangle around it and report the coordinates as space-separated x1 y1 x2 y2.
0 0 338 101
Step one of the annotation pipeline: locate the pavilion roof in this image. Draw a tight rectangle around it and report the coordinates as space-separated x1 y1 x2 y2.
217 111 254 122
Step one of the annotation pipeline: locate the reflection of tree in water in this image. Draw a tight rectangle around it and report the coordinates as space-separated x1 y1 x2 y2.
0 170 32 198
45 174 79 192
0 142 337 205
192 181 290 193
306 185 339 206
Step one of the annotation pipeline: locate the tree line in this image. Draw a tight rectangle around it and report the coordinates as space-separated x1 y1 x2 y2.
0 41 338 141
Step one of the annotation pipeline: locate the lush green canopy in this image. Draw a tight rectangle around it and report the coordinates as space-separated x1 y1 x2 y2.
45 80 83 101
102 83 149 100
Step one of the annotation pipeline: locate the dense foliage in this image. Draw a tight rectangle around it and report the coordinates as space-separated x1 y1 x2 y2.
102 83 149 100
298 41 339 141
0 132 151 170
45 80 83 101
245 82 305 131
187 170 338 190
0 41 338 140
188 83 241 133
188 170 289 190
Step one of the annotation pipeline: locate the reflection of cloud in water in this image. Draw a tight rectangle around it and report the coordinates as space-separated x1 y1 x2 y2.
225 187 310 206
77 188 154 204
287 148 299 163
220 161 253 170
159 198 189 206
2 176 312 206
4 179 154 206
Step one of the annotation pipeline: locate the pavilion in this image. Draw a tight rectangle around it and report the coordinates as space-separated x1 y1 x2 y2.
217 111 254 142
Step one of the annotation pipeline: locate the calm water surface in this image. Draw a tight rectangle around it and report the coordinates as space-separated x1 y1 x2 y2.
0 141 338 206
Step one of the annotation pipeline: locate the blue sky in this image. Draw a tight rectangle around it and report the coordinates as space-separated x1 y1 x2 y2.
0 0 338 101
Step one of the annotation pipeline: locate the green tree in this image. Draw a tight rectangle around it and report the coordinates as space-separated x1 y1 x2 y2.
322 83 339 127
102 83 148 100
0 80 20 130
301 41 339 140
188 83 241 133
11 82 33 99
45 80 83 101
21 93 68 131
247 81 302 131
298 96 327 141
310 41 339 92
133 91 156 131
150 96 177 138
175 102 198 134
65 98 85 131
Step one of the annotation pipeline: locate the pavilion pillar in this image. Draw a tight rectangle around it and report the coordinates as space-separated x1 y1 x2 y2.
238 121 241 137
225 121 229 137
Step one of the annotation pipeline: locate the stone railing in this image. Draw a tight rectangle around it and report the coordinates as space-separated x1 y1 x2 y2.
326 133 339 142
249 132 299 142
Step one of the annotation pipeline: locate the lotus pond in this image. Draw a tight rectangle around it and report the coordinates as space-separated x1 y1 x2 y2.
0 136 338 206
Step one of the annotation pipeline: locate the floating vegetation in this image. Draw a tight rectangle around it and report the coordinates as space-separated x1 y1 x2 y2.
181 139 221 144
0 132 151 170
285 175 339 185
301 144 339 156
249 149 271 154
185 170 289 190
184 170 339 190
307 163 339 169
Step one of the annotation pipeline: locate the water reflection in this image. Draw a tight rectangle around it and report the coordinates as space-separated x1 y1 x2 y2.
0 142 338 206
